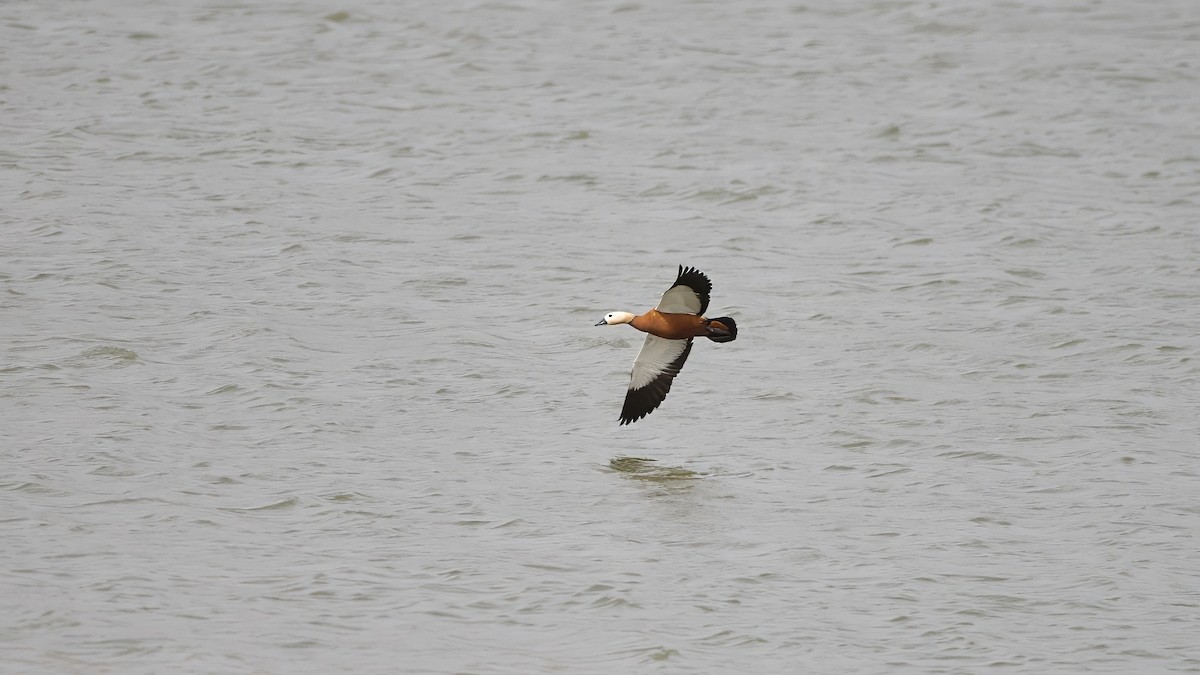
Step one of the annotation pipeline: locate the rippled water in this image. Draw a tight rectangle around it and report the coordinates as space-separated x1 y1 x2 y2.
4 0 1200 672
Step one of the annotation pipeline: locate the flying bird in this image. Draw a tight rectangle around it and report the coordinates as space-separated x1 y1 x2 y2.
595 265 738 425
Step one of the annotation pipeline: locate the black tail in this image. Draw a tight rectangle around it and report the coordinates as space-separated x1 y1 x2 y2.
706 317 737 343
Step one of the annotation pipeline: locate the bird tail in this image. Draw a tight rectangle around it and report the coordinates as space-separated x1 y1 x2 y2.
705 317 737 343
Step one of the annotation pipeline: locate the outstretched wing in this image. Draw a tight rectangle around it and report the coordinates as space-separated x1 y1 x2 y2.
656 265 711 316
619 335 693 425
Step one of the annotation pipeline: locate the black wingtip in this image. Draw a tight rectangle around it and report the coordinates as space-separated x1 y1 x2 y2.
671 265 713 316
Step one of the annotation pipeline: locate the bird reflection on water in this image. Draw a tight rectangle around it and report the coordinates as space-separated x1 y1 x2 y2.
608 456 705 482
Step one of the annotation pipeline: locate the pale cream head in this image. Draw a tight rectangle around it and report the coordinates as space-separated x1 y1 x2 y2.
595 311 636 326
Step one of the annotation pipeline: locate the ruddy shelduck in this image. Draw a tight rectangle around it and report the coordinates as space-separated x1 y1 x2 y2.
596 265 738 425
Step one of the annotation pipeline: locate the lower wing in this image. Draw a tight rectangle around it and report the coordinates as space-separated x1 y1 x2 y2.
619 335 693 425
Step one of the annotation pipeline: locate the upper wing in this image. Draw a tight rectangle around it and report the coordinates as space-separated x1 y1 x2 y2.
619 334 693 425
656 265 711 315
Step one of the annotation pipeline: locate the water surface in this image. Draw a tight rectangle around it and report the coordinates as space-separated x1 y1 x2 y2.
4 0 1199 672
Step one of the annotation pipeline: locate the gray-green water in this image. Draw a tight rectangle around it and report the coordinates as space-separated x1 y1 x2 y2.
4 0 1199 672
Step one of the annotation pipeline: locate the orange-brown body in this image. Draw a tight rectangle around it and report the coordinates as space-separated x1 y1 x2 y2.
631 310 734 340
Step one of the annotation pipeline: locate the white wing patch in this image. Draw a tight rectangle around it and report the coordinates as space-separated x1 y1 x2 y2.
630 335 690 390
657 284 702 314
